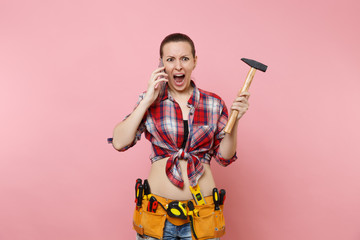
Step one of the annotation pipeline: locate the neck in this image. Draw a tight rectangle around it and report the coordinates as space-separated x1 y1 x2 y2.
168 85 193 102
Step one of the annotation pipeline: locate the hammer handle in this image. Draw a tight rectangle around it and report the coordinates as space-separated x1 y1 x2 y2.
224 68 256 134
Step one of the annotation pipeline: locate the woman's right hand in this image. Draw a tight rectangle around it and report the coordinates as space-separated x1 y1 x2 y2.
143 66 168 106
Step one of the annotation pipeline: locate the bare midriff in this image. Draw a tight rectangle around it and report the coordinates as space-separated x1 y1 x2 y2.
147 157 216 200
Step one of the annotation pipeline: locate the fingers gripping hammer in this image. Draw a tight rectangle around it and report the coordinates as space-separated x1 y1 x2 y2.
224 58 268 134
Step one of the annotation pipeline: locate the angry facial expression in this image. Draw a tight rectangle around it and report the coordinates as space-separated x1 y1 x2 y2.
161 41 197 93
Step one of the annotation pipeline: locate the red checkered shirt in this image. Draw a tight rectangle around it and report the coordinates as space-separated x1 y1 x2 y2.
118 81 237 188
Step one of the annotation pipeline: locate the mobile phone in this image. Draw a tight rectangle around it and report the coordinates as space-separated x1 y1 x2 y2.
158 59 164 68
156 59 166 90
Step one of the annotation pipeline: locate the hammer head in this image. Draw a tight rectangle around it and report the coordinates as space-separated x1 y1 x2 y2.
241 58 268 72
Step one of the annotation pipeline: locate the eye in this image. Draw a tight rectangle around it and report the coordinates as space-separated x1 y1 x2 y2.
182 57 189 61
166 58 174 62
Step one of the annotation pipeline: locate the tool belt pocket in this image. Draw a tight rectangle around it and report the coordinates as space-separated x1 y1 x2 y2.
192 206 225 240
133 207 166 239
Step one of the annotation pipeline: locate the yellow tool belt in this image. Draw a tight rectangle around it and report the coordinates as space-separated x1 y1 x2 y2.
133 194 225 240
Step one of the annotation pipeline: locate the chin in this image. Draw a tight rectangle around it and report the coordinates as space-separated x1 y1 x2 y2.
171 79 191 91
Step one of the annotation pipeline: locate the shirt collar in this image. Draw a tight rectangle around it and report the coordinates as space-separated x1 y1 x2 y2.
160 81 200 108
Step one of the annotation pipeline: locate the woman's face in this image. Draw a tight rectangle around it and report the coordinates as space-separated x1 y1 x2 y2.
161 41 197 94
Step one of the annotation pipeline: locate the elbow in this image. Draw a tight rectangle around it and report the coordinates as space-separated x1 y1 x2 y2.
112 121 140 151
112 137 131 151
109 137 121 151
112 140 122 151
111 133 137 151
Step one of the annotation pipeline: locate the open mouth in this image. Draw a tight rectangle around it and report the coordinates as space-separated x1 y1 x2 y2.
173 74 185 86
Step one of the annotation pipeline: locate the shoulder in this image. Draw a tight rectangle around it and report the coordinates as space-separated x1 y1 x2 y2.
198 88 225 105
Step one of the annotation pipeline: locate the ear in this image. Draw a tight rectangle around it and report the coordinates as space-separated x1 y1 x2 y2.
193 56 198 69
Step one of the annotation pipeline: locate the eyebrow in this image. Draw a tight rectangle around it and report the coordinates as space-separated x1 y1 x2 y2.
165 55 190 58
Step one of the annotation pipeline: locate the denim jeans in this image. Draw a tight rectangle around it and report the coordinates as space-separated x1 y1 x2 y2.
136 219 220 240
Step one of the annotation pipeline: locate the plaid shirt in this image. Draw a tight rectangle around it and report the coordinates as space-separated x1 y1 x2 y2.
115 81 237 188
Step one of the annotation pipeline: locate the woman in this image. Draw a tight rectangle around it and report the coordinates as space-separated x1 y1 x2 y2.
111 33 250 240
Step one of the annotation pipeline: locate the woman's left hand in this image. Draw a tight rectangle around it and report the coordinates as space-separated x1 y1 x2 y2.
230 91 250 120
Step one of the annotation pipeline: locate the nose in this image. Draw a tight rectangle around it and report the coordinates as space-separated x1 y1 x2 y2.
175 60 182 70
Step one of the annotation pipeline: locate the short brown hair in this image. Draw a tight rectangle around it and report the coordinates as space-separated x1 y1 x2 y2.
160 33 196 58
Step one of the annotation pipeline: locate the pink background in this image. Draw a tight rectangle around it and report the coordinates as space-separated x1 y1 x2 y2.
1 0 360 239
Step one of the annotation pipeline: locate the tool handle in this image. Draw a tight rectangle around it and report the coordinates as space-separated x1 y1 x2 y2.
224 110 239 134
224 67 257 134
135 179 142 203
136 185 143 207
147 196 158 212
187 201 195 211
143 179 151 196
147 199 152 212
213 188 220 211
219 189 226 205
152 201 158 212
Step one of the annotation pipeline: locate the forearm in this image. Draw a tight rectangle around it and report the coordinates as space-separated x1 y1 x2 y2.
218 120 238 159
112 100 151 150
112 65 168 150
218 91 250 159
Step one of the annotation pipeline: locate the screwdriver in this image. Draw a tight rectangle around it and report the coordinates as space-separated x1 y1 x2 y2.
143 179 151 200
135 178 142 203
136 184 143 208
219 189 226 205
213 188 220 211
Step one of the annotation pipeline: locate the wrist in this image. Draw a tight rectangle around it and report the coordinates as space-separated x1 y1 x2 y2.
226 120 239 136
141 93 159 110
139 98 152 109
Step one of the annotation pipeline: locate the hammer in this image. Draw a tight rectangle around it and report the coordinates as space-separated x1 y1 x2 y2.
224 58 268 134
